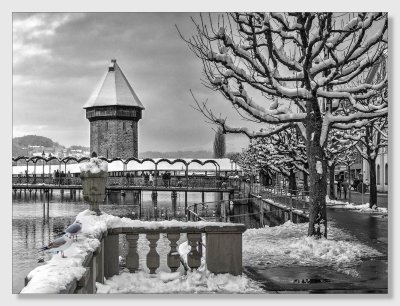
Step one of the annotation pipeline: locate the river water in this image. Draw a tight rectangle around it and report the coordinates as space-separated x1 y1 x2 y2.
12 189 223 293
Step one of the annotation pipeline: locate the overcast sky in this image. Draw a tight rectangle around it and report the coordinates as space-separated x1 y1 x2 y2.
12 12 252 153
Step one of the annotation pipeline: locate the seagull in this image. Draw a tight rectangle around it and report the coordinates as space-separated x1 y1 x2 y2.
40 233 73 258
64 220 82 241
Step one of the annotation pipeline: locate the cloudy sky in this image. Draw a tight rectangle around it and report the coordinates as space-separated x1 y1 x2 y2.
12 12 251 153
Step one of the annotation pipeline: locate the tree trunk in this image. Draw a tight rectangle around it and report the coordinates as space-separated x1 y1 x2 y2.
288 168 297 194
347 165 351 203
329 162 336 200
306 115 328 238
369 158 377 208
303 169 309 193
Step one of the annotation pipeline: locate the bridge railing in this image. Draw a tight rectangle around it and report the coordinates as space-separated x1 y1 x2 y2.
250 184 310 213
12 174 237 189
23 222 246 294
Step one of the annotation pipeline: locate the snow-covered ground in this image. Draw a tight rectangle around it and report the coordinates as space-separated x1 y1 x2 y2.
22 210 383 294
242 221 382 278
97 221 382 293
326 196 388 214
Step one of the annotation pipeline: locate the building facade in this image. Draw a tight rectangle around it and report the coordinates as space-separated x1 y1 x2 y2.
362 147 388 193
84 59 144 159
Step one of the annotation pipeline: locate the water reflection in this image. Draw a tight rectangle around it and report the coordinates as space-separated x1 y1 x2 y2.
12 189 223 293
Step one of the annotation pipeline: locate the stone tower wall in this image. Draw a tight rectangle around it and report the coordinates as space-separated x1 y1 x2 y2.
90 119 138 159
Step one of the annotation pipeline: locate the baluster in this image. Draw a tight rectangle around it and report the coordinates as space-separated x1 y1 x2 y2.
126 234 139 273
187 233 202 270
146 233 160 274
167 233 181 272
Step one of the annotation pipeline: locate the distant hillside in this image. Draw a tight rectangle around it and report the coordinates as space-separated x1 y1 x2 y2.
13 135 61 148
12 135 89 157
12 135 61 156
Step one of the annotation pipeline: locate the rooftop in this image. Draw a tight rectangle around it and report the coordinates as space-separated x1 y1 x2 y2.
84 59 145 109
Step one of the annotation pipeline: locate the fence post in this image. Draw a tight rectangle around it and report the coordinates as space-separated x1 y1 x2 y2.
221 200 226 222
290 192 293 221
258 195 264 227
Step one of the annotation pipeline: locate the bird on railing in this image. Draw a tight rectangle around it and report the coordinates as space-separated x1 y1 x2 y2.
40 233 73 258
63 220 82 241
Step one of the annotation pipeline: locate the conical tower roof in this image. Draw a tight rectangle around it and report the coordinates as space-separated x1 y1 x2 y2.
84 59 145 109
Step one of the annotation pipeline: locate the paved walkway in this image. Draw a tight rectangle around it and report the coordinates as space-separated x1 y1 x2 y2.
243 206 388 293
335 191 388 208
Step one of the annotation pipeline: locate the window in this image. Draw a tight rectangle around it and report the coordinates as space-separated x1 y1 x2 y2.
385 163 388 185
105 122 108 130
123 122 126 131
377 164 381 185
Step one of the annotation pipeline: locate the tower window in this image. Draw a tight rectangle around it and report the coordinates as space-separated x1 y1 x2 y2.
105 122 108 130
123 122 126 131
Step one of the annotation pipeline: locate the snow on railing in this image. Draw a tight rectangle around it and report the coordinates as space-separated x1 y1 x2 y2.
22 210 246 294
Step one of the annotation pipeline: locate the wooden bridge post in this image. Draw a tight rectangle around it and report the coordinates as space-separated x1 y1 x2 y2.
133 191 140 206
151 191 158 219
171 191 177 217
184 191 188 214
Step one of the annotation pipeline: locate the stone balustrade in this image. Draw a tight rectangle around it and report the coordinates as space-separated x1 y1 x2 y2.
23 222 246 294
105 224 246 277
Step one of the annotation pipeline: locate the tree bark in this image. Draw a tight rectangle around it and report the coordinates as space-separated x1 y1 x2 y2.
289 168 297 194
347 165 351 203
369 157 378 208
306 116 328 239
303 169 309 193
329 162 336 200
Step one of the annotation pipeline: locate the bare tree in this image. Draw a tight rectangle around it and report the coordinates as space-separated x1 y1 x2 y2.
336 146 359 203
249 127 308 192
326 129 358 200
180 13 388 238
347 117 388 207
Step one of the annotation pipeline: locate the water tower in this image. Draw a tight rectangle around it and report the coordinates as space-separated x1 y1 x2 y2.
84 59 144 159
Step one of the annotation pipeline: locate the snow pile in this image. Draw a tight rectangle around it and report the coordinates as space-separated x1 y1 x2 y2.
21 235 101 293
325 196 388 214
75 209 241 231
242 221 382 276
97 238 262 294
95 217 262 294
96 269 263 294
339 202 387 214
79 157 108 174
